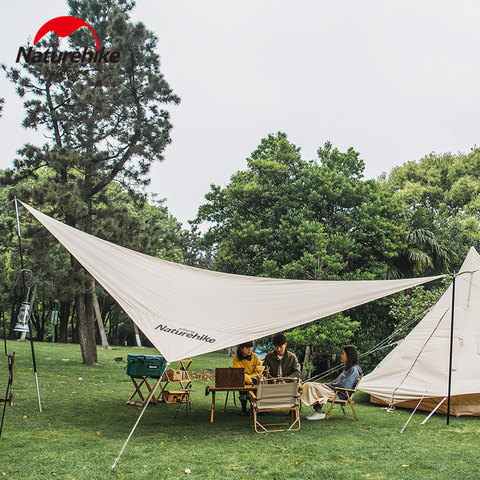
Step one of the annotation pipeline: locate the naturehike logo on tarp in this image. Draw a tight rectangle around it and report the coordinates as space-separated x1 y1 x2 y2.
155 324 216 344
16 16 121 77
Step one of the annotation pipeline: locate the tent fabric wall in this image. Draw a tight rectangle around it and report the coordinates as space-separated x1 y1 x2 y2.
22 202 442 363
360 247 480 416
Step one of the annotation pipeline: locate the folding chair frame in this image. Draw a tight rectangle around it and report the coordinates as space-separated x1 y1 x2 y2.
326 374 363 421
249 382 301 433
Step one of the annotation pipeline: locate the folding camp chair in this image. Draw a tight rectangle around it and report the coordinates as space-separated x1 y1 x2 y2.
249 379 300 433
326 374 363 421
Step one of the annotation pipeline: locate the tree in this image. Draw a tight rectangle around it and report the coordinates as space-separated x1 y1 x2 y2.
0 168 188 347
385 148 480 268
194 133 408 370
2 0 179 363
283 314 360 378
387 228 450 279
352 279 450 372
194 133 407 279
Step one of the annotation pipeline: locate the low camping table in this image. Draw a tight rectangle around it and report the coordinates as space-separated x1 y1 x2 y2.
205 385 257 423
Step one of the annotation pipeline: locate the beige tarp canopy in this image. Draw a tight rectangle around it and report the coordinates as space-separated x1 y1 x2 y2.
360 247 480 416
22 202 442 362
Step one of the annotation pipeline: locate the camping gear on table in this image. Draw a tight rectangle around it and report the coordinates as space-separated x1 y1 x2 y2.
126 354 166 378
162 369 184 381
215 367 244 388
360 247 480 416
162 390 189 403
126 356 191 407
125 354 167 407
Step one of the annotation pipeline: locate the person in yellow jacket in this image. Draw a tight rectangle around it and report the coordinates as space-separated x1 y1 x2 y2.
232 341 262 415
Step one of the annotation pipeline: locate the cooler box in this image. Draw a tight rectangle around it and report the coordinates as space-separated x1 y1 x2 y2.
126 354 166 378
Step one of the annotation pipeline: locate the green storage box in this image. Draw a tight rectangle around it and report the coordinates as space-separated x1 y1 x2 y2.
126 354 166 378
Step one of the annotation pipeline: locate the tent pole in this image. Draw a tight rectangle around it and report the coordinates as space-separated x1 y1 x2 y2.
14 198 27 298
420 396 447 425
400 391 426 433
14 197 42 413
446 273 456 426
111 364 168 472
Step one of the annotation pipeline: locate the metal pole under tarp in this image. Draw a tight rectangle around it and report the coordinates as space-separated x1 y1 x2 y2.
446 273 456 425
14 197 42 413
111 363 169 472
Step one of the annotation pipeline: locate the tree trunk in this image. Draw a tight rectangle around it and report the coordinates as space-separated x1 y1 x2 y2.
133 323 142 347
71 303 79 344
71 254 96 363
89 276 110 349
301 344 311 380
58 300 70 343
76 292 98 365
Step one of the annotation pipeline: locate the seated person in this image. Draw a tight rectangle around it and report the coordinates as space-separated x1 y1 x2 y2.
301 345 362 421
263 333 301 380
232 341 262 415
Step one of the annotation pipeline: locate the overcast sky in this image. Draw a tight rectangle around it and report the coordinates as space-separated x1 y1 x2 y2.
1 1 479 227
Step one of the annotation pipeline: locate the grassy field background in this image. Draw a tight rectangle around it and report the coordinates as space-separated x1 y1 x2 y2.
1 340 479 480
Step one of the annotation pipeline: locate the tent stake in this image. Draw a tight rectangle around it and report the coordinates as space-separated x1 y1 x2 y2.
420 396 447 425
111 364 168 473
400 391 426 433
446 273 456 425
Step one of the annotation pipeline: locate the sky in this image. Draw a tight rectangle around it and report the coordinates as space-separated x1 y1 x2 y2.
1 1 480 227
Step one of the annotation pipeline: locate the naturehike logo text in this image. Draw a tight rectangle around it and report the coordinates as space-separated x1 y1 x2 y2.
16 16 121 76
16 47 120 64
155 324 217 344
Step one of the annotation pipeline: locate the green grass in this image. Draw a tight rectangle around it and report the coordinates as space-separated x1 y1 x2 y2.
1 341 479 479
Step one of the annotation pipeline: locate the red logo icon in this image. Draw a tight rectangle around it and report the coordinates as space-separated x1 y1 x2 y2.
34 16 100 51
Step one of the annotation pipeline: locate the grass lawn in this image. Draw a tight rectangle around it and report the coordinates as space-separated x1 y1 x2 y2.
1 341 479 480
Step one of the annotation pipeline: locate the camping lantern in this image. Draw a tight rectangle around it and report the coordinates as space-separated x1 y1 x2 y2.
14 301 31 333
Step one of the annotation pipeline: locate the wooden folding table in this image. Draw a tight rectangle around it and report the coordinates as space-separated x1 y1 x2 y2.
126 376 162 407
205 385 257 423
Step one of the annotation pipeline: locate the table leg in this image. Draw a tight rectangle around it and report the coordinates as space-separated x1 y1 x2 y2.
127 377 146 405
210 390 215 423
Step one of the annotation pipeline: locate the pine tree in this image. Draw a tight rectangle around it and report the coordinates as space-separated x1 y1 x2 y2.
2 0 180 364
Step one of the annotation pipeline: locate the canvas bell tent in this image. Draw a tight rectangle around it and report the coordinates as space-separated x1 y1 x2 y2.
360 246 480 416
20 202 443 362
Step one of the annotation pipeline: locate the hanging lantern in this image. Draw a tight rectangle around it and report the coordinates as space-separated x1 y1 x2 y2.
14 301 31 333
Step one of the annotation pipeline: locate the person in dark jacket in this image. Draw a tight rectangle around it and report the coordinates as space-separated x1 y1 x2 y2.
301 345 362 421
263 333 301 380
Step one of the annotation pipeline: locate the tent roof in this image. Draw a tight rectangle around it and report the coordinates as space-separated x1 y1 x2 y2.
22 202 443 362
360 247 480 405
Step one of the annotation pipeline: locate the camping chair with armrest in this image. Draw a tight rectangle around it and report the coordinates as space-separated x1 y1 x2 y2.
326 374 363 421
249 379 300 433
